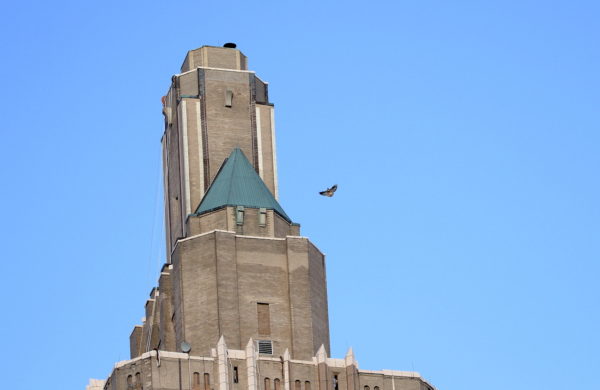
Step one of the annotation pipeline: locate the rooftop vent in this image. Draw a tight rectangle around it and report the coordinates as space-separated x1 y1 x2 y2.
223 42 237 48
257 340 273 355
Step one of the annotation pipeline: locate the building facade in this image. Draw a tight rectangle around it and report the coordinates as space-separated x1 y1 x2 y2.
87 45 436 390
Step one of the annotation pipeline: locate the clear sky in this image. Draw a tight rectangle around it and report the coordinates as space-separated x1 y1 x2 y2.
0 1 598 389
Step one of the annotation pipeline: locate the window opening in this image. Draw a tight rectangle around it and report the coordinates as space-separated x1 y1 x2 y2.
259 208 267 227
225 90 234 107
257 339 273 354
236 206 245 225
135 372 142 390
257 303 271 335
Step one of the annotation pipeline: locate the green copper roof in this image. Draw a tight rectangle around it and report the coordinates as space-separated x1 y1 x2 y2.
194 148 291 222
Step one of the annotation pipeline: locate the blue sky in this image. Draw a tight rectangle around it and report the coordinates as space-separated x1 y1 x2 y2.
0 1 598 389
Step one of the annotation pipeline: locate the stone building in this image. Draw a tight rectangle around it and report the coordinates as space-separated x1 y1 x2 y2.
87 44 437 390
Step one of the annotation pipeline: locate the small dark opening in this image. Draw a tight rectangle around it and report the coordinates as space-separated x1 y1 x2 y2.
233 366 239 383
223 42 237 48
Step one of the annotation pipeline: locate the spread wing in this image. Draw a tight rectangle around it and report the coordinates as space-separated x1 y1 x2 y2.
319 184 338 197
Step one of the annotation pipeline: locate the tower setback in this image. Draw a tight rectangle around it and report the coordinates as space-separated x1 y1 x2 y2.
87 45 437 390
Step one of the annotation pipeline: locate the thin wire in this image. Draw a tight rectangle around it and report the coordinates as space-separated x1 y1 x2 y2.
156 150 166 271
147 146 163 287
146 298 156 352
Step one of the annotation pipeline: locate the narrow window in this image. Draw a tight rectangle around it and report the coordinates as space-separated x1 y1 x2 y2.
364 386 370 390
259 208 267 227
204 373 210 390
193 372 201 389
135 372 142 390
274 379 281 390
257 303 271 335
305 382 311 390
233 366 239 383
225 90 234 107
333 375 339 390
236 206 245 225
374 387 379 390
295 380 301 390
265 378 271 390
127 375 133 389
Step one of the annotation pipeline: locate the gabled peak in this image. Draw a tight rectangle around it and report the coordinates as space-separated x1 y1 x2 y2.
345 347 357 366
195 148 291 222
246 338 256 354
345 347 354 359
217 335 227 349
316 344 328 363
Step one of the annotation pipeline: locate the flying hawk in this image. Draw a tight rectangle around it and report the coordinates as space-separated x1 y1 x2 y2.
319 184 337 197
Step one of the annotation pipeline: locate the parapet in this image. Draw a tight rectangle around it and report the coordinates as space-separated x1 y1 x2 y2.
85 379 105 390
99 338 436 390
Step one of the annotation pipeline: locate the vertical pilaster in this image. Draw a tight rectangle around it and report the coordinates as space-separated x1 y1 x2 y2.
269 106 279 200
179 99 191 227
316 345 329 390
255 106 264 179
283 349 291 390
246 339 259 390
344 348 359 390
217 336 230 390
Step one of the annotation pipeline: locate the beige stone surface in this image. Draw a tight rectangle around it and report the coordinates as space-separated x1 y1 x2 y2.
161 46 281 259
181 46 248 72
85 379 106 390
101 348 434 390
93 45 437 390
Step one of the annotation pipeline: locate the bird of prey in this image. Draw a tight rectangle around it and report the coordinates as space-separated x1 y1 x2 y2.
319 184 338 197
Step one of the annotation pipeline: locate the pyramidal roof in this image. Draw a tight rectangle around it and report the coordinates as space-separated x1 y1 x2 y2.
194 148 291 222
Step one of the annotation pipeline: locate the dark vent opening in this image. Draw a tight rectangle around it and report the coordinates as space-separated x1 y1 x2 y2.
257 340 273 355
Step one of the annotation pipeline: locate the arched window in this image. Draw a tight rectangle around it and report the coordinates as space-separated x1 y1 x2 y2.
274 378 281 390
204 373 211 390
265 377 271 390
127 375 133 389
193 373 201 390
364 386 370 390
135 372 143 390
374 387 380 390
305 381 311 390
295 380 301 390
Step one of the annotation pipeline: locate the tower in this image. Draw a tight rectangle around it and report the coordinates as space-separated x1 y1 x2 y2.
88 45 436 390
154 44 330 360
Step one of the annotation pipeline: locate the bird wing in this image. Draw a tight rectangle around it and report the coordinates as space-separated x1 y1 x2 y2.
319 184 338 197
